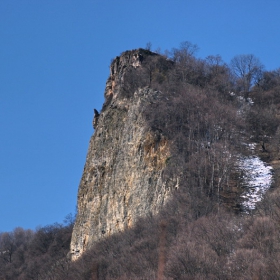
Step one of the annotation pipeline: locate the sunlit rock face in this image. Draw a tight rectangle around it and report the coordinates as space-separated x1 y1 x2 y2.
70 49 175 260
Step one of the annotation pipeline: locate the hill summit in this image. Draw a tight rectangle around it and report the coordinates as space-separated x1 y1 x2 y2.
70 46 280 266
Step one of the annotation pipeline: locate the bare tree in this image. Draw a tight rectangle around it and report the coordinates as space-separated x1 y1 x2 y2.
176 41 199 58
0 232 16 263
230 54 264 97
257 68 280 91
145 42 152 51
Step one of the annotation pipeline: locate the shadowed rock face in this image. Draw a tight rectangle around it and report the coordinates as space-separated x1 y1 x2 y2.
70 49 176 260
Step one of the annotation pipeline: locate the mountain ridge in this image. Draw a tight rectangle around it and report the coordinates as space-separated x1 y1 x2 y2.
70 46 279 261
1 45 280 279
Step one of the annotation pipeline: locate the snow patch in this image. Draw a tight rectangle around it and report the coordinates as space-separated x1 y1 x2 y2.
238 156 273 211
248 143 256 150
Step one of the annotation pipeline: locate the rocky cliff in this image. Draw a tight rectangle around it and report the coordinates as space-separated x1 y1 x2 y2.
70 49 177 260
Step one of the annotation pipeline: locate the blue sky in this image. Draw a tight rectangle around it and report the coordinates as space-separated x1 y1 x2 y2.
0 0 279 232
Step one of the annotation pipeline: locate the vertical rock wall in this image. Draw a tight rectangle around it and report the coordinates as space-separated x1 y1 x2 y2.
70 50 175 260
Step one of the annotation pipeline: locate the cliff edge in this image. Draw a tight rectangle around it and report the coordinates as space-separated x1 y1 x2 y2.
70 49 176 260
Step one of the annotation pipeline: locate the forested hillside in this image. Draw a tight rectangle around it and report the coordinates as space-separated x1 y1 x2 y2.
1 43 280 279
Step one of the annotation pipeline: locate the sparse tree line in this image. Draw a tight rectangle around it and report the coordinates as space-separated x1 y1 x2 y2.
0 214 74 279
1 42 280 279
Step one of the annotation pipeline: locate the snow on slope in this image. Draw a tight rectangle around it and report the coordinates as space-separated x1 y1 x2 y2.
239 155 273 211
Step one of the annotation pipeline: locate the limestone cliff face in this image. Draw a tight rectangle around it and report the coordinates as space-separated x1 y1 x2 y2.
70 49 176 260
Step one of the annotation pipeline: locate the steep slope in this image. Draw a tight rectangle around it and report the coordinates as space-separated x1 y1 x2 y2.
70 47 278 262
70 49 177 260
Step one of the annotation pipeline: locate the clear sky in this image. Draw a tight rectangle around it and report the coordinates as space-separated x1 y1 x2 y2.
0 0 279 232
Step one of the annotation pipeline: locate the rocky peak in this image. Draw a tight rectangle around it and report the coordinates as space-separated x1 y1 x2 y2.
70 49 176 260
104 49 159 104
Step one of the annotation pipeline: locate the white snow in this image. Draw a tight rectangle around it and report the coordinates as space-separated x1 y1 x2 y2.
247 97 254 105
238 155 273 211
248 143 256 150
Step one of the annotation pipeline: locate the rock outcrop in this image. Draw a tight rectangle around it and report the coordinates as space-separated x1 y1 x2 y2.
92 109 99 129
70 49 176 260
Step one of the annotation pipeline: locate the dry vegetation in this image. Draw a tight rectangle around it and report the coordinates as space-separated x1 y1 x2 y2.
1 43 280 279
